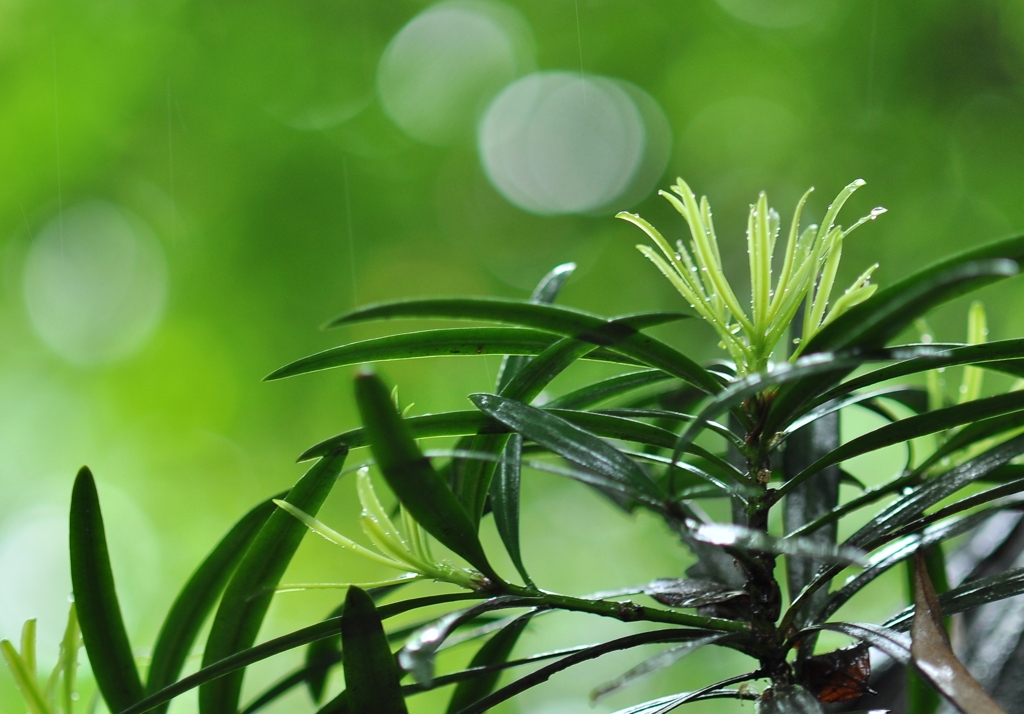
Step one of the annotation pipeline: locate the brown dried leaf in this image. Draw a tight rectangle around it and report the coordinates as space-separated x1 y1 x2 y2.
796 643 874 704
911 551 1007 714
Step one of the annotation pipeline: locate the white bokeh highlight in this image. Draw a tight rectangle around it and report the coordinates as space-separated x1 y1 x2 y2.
478 72 671 215
23 201 168 365
377 0 534 146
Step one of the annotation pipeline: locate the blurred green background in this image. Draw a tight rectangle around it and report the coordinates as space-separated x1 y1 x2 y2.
2 0 1024 711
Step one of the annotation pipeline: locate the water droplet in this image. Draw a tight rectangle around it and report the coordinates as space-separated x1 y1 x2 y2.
792 338 801 345
869 206 887 218
853 178 866 187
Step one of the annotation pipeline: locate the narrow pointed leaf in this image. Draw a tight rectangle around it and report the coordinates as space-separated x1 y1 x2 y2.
490 435 530 585
911 553 1006 714
643 579 747 608
1 641 51 714
328 297 719 392
592 634 728 702
266 328 611 380
496 262 576 393
783 410 841 635
69 466 145 712
822 510 995 624
121 593 485 714
146 494 282 702
685 519 865 565
887 567 1024 630
355 370 496 579
446 616 530 713
199 450 348 714
779 392 1024 500
470 393 666 503
847 433 1024 548
546 370 675 410
811 338 1024 410
453 629 729 714
341 587 408 714
769 252 1022 433
300 407 690 462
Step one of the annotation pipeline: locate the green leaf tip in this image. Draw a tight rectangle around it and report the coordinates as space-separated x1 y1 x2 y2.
621 178 884 375
69 466 145 714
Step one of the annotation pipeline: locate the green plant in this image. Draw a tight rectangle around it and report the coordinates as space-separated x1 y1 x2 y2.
14 178 1024 714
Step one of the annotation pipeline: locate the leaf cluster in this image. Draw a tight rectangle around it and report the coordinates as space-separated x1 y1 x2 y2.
15 197 1024 714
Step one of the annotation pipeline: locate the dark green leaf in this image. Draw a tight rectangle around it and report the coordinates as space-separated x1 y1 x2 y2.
445 616 529 713
910 553 1006 714
777 392 1024 503
609 685 759 714
355 371 496 580
199 450 348 714
783 410 841 637
490 435 530 585
327 297 720 392
496 262 576 393
341 587 408 714
303 602 345 705
146 494 282 704
266 327 639 381
888 567 1024 631
457 337 601 525
846 433 1024 548
685 519 865 565
642 579 747 608
769 251 1022 434
122 592 485 714
470 393 666 504
452 629 730 714
399 598 523 685
545 370 673 410
592 634 728 702
819 510 994 625
69 466 144 712
811 339 1024 411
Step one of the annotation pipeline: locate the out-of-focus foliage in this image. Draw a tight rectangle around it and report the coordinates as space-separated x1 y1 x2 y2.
2 1 1024 712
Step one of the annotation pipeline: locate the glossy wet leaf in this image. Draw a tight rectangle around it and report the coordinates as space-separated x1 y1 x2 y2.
301 406 689 462
470 393 666 503
490 435 530 585
783 410 841 634
199 450 348 714
266 327 626 380
756 684 824 714
398 598 523 685
495 262 576 393
591 634 728 702
341 587 408 714
822 510 994 624
769 252 1022 433
846 433 1024 548
454 629 731 714
779 392 1024 499
355 370 496 579
121 592 485 714
445 616 529 713
642 579 747 608
910 553 1006 714
686 519 866 565
328 297 720 392
147 494 282 704
545 370 674 410
69 466 144 713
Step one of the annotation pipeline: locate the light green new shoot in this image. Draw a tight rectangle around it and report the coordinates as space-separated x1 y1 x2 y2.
275 467 485 591
618 178 885 375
